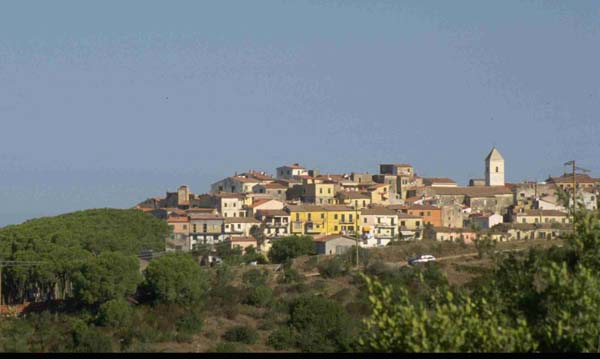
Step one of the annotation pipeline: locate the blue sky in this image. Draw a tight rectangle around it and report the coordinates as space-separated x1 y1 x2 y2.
1 0 599 226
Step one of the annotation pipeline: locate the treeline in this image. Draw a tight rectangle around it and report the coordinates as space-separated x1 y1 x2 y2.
0 209 169 304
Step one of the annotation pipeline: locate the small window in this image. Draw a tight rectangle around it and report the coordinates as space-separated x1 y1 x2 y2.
496 167 499 173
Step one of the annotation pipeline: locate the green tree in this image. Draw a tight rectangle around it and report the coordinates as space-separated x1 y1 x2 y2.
268 235 315 263
474 235 497 259
358 274 537 352
289 295 355 352
97 298 134 328
142 253 209 306
72 251 142 306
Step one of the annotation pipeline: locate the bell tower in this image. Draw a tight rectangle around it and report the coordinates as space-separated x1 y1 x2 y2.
485 147 505 186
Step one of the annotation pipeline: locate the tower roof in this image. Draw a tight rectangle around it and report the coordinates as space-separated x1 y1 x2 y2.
485 147 504 162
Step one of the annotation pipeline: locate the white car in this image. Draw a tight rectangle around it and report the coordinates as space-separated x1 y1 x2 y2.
408 254 436 265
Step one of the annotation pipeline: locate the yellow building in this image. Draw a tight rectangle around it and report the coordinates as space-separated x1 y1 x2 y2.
367 183 391 205
304 182 336 204
287 205 327 236
336 191 371 209
322 205 359 235
286 204 359 236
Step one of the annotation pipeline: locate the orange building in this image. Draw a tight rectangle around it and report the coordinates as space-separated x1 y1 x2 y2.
389 204 442 227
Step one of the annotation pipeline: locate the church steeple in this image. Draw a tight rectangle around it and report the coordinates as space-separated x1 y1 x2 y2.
485 147 505 186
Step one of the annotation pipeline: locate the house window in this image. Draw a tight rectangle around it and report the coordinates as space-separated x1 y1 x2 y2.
420 212 424 216
377 217 381 224
416 221 420 227
193 224 197 232
349 214 353 222
320 188 323 194
203 224 207 232
341 214 345 222
522 219 526 223
328 188 331 194
362 200 366 206
237 224 241 229
364 218 367 224
224 203 228 207
334 214 338 220
334 225 338 231
183 225 187 230
401 221 405 227
308 213 312 221
296 213 299 221
321 213 325 219
496 167 499 173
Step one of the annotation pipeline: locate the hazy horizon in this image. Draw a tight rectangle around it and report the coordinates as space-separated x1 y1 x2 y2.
2 0 600 226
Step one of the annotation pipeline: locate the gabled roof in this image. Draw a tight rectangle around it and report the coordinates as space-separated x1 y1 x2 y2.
517 209 567 217
224 217 260 224
247 198 282 208
313 234 356 242
189 213 223 220
322 205 356 212
255 209 290 217
429 186 513 197
485 147 504 161
547 173 598 184
361 207 397 216
285 204 325 212
422 177 456 185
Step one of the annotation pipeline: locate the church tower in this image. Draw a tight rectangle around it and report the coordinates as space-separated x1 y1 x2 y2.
485 147 505 186
177 185 190 207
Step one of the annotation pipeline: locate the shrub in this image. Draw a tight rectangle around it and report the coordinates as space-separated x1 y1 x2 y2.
71 321 114 353
268 236 315 263
279 266 304 284
317 257 348 278
242 268 269 287
97 298 133 328
267 326 297 350
289 295 354 352
175 309 204 335
223 326 258 345
246 285 273 307
142 253 209 305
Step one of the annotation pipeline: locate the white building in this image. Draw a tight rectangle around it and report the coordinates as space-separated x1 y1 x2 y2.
485 147 505 186
276 163 308 179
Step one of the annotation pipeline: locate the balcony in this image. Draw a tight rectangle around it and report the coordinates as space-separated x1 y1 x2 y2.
266 221 289 228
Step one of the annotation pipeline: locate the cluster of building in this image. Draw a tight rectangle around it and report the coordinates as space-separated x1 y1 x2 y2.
135 148 599 256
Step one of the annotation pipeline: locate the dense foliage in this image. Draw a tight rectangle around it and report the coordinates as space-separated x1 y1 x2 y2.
141 253 209 306
268 235 315 263
0 209 168 305
360 210 600 353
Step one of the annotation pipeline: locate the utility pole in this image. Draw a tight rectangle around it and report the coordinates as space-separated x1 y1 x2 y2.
355 206 359 270
564 160 590 229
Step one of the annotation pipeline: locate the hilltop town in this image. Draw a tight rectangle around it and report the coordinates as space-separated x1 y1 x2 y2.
135 147 599 259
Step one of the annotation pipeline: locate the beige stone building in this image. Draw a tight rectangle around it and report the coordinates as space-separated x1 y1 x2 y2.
224 217 261 237
513 209 569 225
